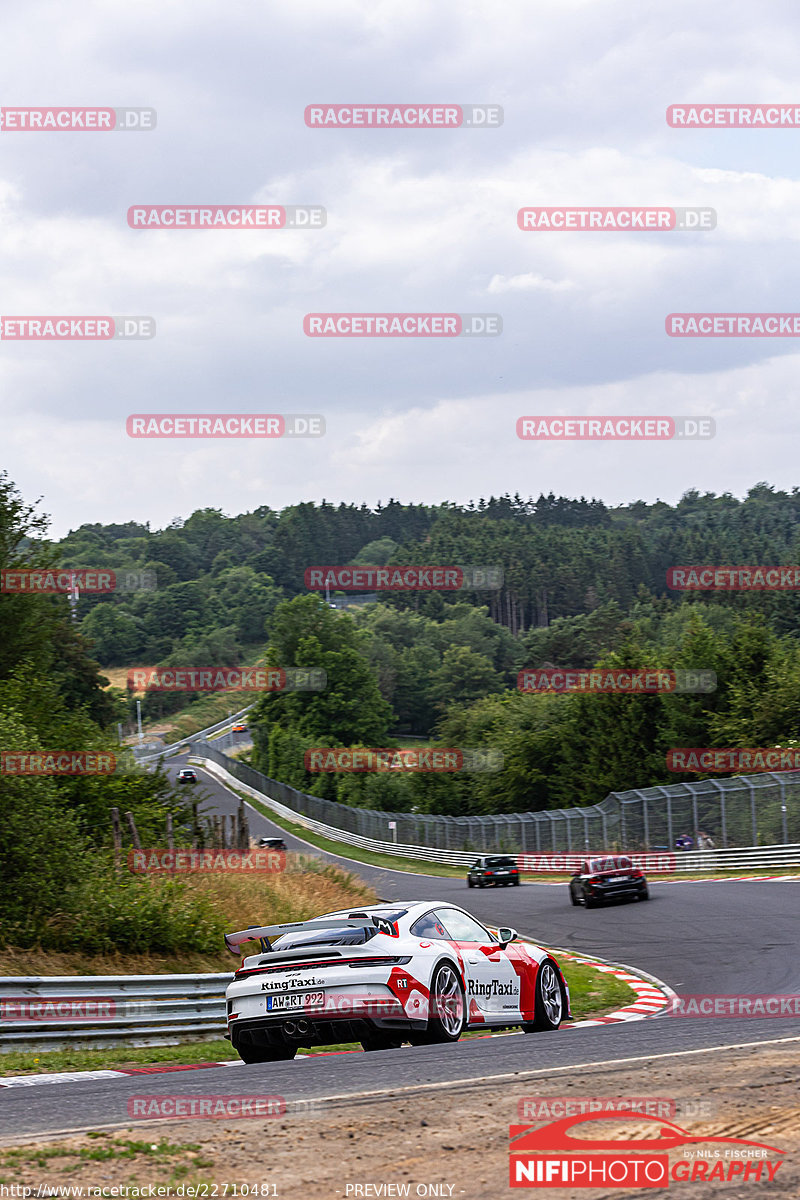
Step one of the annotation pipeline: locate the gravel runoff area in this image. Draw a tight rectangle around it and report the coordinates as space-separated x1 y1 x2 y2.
1 1040 798 1198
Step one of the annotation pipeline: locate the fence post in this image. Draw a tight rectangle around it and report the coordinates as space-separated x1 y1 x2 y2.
666 791 673 853
747 777 757 845
124 811 142 851
642 794 650 850
111 807 122 872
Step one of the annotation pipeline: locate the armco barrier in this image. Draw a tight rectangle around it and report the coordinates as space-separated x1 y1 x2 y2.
192 750 800 872
0 975 232 1053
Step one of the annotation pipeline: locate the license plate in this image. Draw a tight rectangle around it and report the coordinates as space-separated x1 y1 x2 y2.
266 991 324 1012
608 876 629 883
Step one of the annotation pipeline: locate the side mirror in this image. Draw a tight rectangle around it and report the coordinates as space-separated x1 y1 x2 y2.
498 927 517 946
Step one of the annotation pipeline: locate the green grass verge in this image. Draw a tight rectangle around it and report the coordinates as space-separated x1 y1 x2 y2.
0 959 633 1078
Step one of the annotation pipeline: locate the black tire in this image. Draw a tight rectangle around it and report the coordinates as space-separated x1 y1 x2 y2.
569 887 578 906
467 878 474 888
236 1042 297 1064
513 878 521 886
639 888 650 901
522 960 565 1033
419 962 466 1044
361 1035 403 1052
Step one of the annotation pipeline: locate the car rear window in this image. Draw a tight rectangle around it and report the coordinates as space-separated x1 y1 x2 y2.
485 856 516 867
273 909 408 950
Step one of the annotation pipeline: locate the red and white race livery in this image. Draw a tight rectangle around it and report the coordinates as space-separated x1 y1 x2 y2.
224 902 570 1062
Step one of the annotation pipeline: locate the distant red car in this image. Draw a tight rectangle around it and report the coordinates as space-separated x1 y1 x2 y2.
232 722 248 733
568 854 648 907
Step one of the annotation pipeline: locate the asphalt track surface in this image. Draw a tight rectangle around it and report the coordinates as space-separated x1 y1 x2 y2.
2 753 799 1140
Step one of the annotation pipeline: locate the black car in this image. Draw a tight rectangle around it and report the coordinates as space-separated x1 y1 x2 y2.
258 836 287 851
568 855 648 907
176 768 197 784
467 855 520 888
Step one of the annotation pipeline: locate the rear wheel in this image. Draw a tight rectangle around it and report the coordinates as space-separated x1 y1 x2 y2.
569 887 578 906
639 888 650 901
522 961 564 1033
419 962 466 1044
513 878 521 886
467 878 474 888
236 1042 297 1064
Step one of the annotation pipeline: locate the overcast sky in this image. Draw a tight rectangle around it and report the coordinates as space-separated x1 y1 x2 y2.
2 0 800 537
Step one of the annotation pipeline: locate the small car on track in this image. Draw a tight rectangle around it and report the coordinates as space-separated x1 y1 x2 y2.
224 902 570 1062
568 854 648 907
176 768 197 784
232 723 248 733
466 855 520 887
258 836 287 851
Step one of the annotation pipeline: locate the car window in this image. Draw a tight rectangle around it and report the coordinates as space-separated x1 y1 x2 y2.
470 860 483 868
485 856 515 867
437 908 496 944
410 912 450 940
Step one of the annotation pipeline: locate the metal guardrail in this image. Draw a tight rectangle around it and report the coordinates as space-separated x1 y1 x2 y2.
0 974 233 1053
133 705 253 765
193 751 800 872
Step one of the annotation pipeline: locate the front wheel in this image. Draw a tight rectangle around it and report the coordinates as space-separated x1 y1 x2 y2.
522 960 564 1033
236 1042 297 1064
420 962 466 1044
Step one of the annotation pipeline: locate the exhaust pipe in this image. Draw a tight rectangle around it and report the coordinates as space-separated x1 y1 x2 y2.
283 1018 312 1039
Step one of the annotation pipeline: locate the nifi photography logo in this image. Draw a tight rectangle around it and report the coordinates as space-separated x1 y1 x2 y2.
509 1108 785 1188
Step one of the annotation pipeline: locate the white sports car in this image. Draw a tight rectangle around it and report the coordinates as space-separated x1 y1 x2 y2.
224 901 570 1062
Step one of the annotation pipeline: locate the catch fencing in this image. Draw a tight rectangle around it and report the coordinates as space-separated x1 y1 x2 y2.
194 740 800 856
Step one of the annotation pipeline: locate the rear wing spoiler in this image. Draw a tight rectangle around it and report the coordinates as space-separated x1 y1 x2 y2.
224 915 379 957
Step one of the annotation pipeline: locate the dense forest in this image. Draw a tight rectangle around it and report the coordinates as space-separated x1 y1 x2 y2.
34 479 800 816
